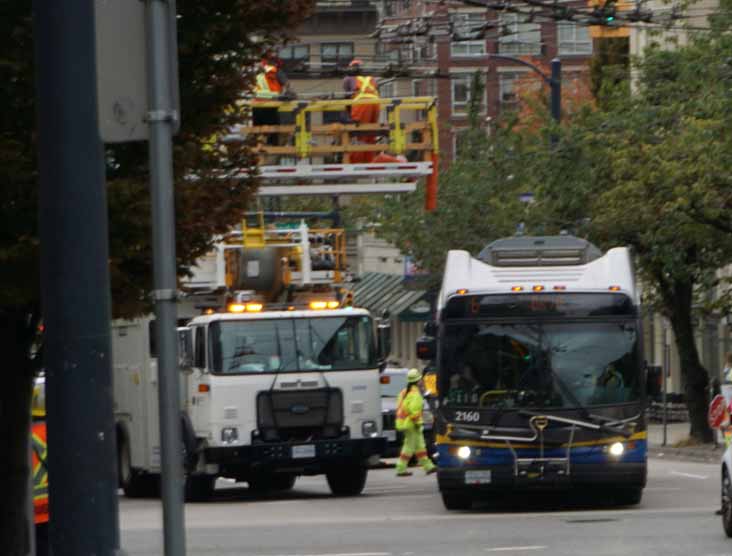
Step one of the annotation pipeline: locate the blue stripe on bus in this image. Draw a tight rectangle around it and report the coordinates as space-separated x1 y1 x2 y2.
436 440 647 468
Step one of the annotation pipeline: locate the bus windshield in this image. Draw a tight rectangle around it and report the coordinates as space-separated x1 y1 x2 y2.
441 322 641 409
209 315 376 374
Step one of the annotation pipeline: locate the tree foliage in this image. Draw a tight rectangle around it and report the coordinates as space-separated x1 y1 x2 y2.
368 22 732 442
1 0 313 553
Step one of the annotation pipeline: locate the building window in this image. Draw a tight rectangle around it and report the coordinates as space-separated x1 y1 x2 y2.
451 11 487 57
558 22 592 55
498 14 541 55
412 79 436 97
380 81 396 98
451 74 483 115
451 40 487 57
320 42 354 66
498 71 523 111
278 44 310 72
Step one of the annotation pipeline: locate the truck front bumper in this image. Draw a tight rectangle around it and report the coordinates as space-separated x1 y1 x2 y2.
205 437 386 475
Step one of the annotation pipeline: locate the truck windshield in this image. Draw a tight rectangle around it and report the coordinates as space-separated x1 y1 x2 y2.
441 322 641 409
209 316 376 374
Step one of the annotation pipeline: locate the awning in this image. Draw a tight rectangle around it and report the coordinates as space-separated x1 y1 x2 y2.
352 272 431 322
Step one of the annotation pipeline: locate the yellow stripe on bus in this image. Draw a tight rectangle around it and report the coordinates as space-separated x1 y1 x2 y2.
435 430 647 449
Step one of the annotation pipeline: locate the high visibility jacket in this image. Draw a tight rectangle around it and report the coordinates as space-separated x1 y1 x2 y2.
395 386 424 431
352 76 379 101
31 421 49 525
254 65 282 99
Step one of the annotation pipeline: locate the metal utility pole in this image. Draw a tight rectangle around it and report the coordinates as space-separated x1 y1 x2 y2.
550 58 562 126
34 0 121 554
488 54 562 128
145 0 186 555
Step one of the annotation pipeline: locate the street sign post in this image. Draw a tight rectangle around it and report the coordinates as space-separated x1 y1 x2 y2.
709 394 729 429
94 0 180 142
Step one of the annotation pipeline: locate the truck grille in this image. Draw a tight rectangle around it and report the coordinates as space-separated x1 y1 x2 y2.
257 388 343 442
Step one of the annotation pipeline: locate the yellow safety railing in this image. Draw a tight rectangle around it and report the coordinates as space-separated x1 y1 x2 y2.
237 97 439 163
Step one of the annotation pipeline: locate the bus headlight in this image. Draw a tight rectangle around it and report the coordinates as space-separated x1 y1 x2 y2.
457 446 471 460
609 442 624 457
362 420 379 438
221 427 239 444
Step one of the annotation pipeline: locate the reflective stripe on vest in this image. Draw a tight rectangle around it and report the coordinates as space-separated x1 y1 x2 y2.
254 65 281 99
353 76 379 101
395 387 423 429
32 422 49 524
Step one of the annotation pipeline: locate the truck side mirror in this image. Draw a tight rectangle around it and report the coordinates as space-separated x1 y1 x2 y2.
377 318 391 368
416 335 436 361
177 327 193 371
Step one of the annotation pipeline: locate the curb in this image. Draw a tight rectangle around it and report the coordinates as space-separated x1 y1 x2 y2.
648 446 723 464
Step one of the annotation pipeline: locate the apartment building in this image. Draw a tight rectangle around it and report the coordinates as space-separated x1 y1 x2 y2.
377 1 595 161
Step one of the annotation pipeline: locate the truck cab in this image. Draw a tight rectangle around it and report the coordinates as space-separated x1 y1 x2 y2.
178 305 388 499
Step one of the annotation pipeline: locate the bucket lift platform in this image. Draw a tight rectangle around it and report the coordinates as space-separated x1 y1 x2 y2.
233 97 440 209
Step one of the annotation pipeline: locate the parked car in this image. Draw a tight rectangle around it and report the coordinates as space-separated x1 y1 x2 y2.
380 367 435 458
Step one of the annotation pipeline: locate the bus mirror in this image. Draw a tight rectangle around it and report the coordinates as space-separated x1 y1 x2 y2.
416 336 436 361
423 321 437 336
177 327 193 371
377 319 392 365
423 372 438 397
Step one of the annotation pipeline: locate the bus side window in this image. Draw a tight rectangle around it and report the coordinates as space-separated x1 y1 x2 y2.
194 327 206 368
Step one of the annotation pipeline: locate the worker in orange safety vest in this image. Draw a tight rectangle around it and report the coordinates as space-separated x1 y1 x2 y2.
395 368 436 477
343 59 381 163
253 57 292 146
31 377 50 555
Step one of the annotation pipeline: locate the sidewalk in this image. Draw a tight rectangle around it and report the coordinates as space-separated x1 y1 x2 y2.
647 422 724 464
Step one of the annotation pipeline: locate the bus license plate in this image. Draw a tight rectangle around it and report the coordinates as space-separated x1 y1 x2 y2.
465 470 492 485
292 444 316 459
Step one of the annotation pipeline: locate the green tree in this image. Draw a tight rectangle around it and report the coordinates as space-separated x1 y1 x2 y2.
532 37 732 442
0 0 313 552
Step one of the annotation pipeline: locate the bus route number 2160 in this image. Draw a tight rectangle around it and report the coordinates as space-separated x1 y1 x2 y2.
454 410 480 423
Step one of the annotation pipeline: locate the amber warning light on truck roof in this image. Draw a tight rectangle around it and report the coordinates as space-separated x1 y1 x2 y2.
227 302 263 313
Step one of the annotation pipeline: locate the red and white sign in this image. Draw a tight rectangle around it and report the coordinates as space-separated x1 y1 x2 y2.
708 394 729 429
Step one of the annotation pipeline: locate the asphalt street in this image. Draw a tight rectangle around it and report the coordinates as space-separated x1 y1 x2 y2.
120 458 731 556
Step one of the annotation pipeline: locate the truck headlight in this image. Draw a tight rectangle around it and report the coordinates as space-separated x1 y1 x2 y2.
362 420 379 438
221 427 239 444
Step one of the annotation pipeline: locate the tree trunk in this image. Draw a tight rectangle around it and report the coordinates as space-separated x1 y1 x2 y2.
0 308 37 556
661 279 713 443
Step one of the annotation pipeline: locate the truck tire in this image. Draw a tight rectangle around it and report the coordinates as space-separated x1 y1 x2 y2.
441 491 472 510
185 475 215 502
614 487 643 506
118 437 159 498
270 473 297 492
326 465 367 496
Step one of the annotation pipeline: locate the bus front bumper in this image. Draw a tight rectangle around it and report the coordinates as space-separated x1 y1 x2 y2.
438 462 646 492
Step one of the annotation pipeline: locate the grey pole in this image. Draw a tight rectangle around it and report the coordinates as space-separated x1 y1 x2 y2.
663 328 669 447
145 1 186 555
34 0 121 554
550 58 562 125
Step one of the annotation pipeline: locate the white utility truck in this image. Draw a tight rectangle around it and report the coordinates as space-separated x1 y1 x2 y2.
113 219 389 500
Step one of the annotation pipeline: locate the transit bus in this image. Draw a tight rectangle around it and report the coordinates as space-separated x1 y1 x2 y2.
419 235 647 510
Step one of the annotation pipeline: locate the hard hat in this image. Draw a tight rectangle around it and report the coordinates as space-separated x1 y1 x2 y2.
407 368 422 383
348 59 363 68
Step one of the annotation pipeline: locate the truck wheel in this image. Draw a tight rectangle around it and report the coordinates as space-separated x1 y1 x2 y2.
441 491 472 510
185 475 215 502
326 465 367 496
270 473 297 492
118 439 158 498
614 487 643 506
